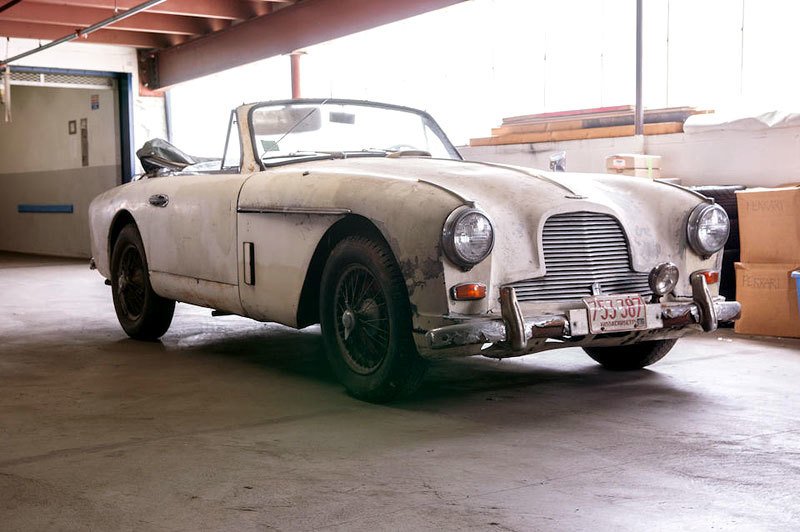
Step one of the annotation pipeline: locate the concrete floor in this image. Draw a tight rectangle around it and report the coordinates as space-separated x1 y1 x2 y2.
1 252 799 531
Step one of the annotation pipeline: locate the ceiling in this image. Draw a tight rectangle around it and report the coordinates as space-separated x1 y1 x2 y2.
0 0 285 49
0 0 464 89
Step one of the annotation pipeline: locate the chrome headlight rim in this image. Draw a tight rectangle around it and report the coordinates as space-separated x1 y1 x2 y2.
648 262 680 296
687 203 730 256
442 206 495 270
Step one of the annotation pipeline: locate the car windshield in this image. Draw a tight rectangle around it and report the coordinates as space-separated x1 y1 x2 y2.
249 101 460 166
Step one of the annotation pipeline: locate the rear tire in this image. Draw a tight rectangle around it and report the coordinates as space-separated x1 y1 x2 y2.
110 224 175 340
583 339 678 371
320 236 427 402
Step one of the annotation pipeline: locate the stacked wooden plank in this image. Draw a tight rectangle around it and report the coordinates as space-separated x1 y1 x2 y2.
470 105 712 147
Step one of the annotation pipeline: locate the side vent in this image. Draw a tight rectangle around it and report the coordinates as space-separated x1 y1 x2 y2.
243 242 255 285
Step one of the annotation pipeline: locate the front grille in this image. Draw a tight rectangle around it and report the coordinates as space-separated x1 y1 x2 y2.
508 212 651 302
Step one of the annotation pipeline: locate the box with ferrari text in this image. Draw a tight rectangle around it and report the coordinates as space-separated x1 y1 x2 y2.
736 186 800 263
734 263 800 338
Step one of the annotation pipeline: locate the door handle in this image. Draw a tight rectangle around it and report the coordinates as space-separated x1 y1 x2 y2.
148 194 169 207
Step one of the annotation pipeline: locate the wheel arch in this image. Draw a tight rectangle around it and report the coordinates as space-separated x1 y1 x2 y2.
108 209 137 261
296 214 400 328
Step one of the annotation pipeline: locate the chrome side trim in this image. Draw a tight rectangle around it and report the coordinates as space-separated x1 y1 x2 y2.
238 206 352 215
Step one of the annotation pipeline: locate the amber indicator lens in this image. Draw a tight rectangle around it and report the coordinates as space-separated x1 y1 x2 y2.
451 283 487 300
701 270 720 284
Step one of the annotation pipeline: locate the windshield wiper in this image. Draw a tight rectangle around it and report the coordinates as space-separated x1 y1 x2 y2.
260 151 324 161
261 150 389 162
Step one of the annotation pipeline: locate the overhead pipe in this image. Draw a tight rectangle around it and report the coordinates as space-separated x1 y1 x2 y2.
0 0 25 15
634 0 644 135
0 0 167 67
290 50 305 99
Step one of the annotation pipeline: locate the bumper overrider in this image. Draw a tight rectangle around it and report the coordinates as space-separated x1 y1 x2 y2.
425 272 741 352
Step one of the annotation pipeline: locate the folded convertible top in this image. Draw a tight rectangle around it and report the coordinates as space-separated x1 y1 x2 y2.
136 138 214 174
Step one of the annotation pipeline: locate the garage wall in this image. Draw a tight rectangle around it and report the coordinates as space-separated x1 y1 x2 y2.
0 85 119 258
458 128 800 188
1 38 168 171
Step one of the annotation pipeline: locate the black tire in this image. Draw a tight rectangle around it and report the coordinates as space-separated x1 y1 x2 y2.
110 224 175 340
583 339 678 371
320 236 427 402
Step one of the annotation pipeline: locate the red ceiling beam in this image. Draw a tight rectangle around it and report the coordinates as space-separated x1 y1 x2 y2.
0 20 179 47
0 3 214 35
27 0 271 20
153 0 466 89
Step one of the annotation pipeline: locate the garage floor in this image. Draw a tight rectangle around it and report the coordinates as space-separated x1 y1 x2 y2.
2 252 799 531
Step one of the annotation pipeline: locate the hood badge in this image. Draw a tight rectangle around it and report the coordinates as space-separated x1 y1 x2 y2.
565 194 587 200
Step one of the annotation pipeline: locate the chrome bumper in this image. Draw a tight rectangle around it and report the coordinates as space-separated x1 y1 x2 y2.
425 272 741 351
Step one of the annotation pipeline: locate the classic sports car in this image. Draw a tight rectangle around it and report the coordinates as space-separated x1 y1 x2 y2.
89 99 741 401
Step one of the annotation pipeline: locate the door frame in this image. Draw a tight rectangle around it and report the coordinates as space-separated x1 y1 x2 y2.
6 65 135 184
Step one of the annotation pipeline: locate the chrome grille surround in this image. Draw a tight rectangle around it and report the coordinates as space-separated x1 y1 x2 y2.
508 212 652 302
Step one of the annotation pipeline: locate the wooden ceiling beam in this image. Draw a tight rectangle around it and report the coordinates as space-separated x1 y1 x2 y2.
0 20 180 47
26 0 269 20
0 3 215 35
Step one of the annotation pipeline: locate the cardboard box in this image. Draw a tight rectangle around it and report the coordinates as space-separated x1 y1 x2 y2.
737 186 800 263
734 262 800 338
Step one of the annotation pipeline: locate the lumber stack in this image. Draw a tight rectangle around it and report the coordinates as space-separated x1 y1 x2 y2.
470 105 712 147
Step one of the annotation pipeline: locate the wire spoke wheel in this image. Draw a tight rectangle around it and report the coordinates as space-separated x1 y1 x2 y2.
117 244 146 320
110 224 175 340
334 264 390 375
320 235 428 402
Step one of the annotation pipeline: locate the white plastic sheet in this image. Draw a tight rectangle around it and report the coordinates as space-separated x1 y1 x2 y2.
684 110 800 133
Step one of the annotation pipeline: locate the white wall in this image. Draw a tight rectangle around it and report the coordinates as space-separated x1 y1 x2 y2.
167 0 800 153
0 39 167 257
459 128 800 188
0 86 118 173
2 38 167 166
0 85 119 257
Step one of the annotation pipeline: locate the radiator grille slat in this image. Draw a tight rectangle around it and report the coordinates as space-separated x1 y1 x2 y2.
508 212 651 302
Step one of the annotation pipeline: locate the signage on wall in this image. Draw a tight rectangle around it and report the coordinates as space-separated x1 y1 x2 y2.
90 94 99 110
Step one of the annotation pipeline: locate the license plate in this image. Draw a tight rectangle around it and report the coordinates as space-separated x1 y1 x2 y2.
582 294 648 334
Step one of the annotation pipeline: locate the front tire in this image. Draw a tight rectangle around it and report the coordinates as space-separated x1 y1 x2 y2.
583 339 678 371
320 236 427 402
110 224 175 340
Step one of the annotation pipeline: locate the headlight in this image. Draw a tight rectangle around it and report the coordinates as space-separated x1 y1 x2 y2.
687 203 729 256
442 206 494 269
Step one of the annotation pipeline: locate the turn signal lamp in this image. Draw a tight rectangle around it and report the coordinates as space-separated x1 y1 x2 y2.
451 283 487 301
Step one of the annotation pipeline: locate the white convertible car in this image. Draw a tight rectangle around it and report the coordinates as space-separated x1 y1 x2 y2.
89 99 741 401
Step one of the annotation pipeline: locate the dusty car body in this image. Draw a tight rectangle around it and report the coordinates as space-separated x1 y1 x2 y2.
89 99 741 401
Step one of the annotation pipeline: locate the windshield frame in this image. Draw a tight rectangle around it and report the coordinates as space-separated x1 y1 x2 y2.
246 98 462 170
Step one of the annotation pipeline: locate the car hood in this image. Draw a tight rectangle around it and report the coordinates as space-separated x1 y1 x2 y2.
284 156 708 281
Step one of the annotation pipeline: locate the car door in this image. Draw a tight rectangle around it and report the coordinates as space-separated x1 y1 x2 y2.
138 172 249 311
236 168 349 327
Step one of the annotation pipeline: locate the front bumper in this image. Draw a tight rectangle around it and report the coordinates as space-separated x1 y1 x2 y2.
425 272 741 351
